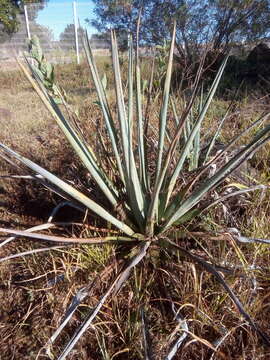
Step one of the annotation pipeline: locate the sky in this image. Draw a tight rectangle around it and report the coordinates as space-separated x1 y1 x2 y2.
35 0 96 40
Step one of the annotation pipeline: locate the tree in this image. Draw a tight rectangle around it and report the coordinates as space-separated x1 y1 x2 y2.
0 3 52 52
0 0 18 34
90 0 270 68
89 0 141 49
0 0 47 34
90 33 110 49
59 23 84 51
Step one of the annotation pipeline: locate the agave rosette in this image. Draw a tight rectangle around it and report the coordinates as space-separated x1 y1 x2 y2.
1 27 270 358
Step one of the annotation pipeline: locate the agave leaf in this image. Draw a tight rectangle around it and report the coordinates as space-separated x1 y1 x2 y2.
0 174 41 179
144 55 155 135
47 201 84 223
165 55 229 204
203 184 268 213
178 113 270 202
165 303 188 360
101 73 107 90
203 112 270 169
127 35 148 222
160 185 188 221
83 35 125 185
203 82 245 164
189 123 200 170
47 259 123 355
135 37 148 191
156 22 176 179
226 228 270 245
185 110 192 141
57 275 118 360
202 112 270 170
189 86 204 170
141 308 153 360
163 125 270 230
127 33 148 209
111 30 130 172
0 244 69 263
170 94 189 147
0 223 55 249
163 238 270 346
0 144 142 238
0 228 136 244
0 151 83 207
190 104 201 170
114 241 150 293
57 241 149 360
160 182 191 222
111 31 146 226
203 107 231 164
134 11 148 192
128 34 134 134
45 286 91 354
145 23 176 236
146 38 204 236
18 58 121 209
170 95 180 127
171 208 200 226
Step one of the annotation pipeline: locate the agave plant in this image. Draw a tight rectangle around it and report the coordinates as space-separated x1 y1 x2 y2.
1 25 270 359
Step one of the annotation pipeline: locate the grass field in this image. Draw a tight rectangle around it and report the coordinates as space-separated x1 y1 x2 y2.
0 52 270 360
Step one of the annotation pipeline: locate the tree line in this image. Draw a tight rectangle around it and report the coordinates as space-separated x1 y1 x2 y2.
1 0 270 67
90 0 270 69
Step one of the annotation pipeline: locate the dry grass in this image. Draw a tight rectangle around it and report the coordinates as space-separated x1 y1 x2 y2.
0 58 270 359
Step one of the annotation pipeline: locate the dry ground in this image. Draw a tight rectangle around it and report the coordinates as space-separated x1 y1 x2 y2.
0 59 270 359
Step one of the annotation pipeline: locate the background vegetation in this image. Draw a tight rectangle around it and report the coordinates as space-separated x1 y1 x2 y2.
90 1 270 67
0 0 47 35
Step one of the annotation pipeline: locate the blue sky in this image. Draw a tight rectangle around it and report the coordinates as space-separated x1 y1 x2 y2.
36 0 96 40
